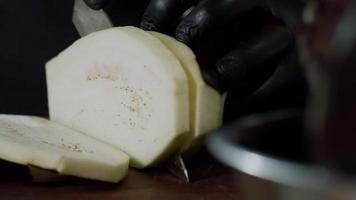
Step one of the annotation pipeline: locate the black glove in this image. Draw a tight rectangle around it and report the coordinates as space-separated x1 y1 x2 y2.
84 0 306 120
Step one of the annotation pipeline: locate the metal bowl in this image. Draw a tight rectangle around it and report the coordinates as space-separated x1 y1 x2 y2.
207 110 356 200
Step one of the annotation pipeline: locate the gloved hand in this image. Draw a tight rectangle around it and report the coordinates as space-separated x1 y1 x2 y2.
84 0 306 120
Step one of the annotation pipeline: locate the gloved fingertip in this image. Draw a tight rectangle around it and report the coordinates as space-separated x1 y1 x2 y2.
140 18 158 31
175 8 212 44
175 24 192 44
201 68 226 93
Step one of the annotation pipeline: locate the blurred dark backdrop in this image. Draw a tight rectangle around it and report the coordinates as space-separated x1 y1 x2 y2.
0 0 149 116
0 1 77 116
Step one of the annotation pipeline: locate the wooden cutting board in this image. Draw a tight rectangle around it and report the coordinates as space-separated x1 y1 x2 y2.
0 152 242 200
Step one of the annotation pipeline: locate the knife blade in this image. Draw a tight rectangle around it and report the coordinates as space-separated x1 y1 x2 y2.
71 0 189 182
72 0 113 37
166 154 190 182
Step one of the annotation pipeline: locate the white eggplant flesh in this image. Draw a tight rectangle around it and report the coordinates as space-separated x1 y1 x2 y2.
149 32 225 151
0 114 129 182
46 26 189 168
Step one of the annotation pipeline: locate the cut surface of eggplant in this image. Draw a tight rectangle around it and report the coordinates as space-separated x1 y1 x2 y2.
46 26 189 168
0 114 129 182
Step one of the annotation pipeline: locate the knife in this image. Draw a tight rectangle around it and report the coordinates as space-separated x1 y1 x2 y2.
72 0 189 183
72 0 113 36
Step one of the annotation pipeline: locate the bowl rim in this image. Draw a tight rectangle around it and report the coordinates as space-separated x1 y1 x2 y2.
207 109 356 189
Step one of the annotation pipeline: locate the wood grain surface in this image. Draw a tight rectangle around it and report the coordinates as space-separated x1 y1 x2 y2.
0 152 242 200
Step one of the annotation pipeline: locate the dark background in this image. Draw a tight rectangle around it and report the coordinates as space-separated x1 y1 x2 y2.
0 0 149 116
0 1 77 116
